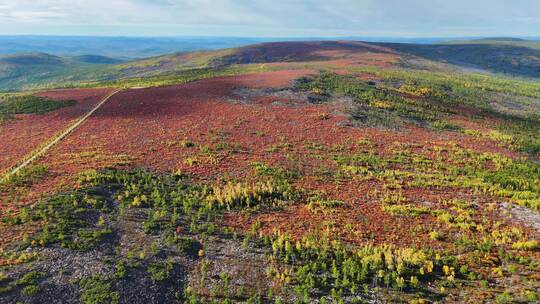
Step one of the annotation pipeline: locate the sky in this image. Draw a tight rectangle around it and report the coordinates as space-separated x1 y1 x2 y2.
0 0 539 37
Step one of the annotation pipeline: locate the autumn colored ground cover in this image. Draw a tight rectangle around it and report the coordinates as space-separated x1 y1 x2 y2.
215 41 397 66
1 69 517 211
0 46 539 303
0 88 115 173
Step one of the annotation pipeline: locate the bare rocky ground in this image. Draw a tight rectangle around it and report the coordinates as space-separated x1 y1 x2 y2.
228 86 413 132
0 207 248 303
0 176 388 304
0 193 191 303
502 202 540 233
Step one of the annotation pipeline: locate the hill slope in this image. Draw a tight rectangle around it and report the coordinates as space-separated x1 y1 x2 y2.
212 40 394 64
0 36 275 59
443 37 540 50
378 38 540 77
0 53 123 91
3 38 540 91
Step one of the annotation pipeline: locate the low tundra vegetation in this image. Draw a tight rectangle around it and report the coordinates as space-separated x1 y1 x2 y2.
295 69 540 157
266 230 443 302
349 67 540 156
294 71 452 129
1 166 537 303
0 95 75 116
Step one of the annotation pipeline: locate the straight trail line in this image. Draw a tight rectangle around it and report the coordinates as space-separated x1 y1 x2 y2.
1 89 122 182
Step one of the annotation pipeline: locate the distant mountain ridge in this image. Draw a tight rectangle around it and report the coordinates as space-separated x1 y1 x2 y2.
5 36 538 59
71 55 123 64
0 52 122 66
476 37 529 42
0 36 282 59
0 52 65 65
0 52 123 91
441 37 540 50
377 38 540 77
2 38 540 91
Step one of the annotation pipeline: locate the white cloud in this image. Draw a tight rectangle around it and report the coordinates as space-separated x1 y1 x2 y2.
6 10 67 22
0 0 274 25
0 0 539 36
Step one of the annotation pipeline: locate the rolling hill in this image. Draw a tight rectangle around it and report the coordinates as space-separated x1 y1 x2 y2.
0 36 276 59
3 38 540 92
1 41 393 91
379 38 540 77
0 53 123 91
443 37 540 50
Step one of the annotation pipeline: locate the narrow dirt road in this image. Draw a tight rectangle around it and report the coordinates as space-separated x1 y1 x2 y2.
1 89 122 181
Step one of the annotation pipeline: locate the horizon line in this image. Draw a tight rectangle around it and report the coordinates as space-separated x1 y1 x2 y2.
1 34 539 39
